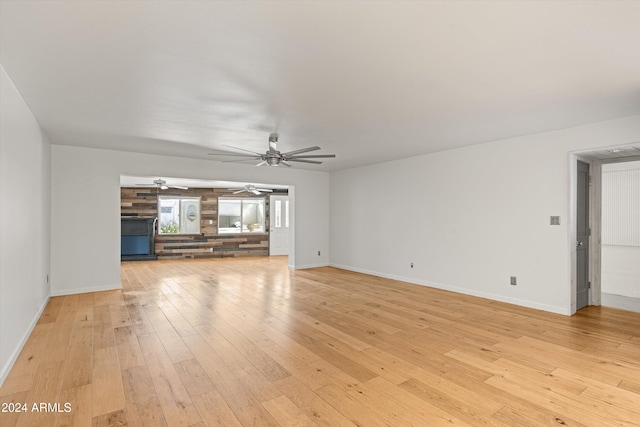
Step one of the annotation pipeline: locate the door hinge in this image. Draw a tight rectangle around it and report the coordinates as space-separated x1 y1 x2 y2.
588 175 592 185
588 281 591 289
588 228 591 236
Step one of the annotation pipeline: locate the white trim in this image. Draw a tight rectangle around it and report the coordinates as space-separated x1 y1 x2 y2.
294 263 329 270
0 296 50 387
51 283 121 297
330 263 571 316
601 293 640 313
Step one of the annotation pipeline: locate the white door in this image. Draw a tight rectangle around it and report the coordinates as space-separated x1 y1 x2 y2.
269 195 289 256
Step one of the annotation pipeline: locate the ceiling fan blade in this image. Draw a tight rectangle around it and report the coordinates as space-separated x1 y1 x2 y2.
134 184 156 187
287 154 336 159
208 153 261 158
255 161 267 167
223 145 264 156
232 190 246 194
251 190 262 195
288 159 323 164
281 146 321 156
222 157 262 163
256 188 273 192
280 160 292 167
169 185 189 190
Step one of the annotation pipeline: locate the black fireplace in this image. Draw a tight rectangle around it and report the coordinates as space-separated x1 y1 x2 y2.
121 217 157 261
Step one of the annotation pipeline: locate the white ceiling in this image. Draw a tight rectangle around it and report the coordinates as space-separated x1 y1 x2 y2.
2 1 640 171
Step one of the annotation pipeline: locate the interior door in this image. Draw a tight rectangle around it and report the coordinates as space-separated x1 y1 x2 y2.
576 160 590 310
269 195 289 256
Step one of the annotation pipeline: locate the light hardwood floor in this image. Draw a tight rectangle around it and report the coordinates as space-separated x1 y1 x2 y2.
1 256 639 426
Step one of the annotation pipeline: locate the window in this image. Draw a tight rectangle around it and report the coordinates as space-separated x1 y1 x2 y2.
218 197 265 234
274 199 290 229
158 196 200 235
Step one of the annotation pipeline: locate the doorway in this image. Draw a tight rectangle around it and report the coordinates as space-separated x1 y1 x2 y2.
269 195 290 256
571 145 640 314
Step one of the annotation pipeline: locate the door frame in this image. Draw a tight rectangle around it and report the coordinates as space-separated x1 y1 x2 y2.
570 152 640 314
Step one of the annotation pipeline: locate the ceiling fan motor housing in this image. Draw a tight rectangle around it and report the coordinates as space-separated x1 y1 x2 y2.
266 153 281 166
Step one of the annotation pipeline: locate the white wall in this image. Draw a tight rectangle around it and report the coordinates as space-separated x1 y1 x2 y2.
50 145 329 295
601 246 640 298
601 160 640 299
330 115 640 315
0 66 51 384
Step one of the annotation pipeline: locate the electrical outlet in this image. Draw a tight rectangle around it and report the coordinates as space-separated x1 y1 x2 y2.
510 276 517 286
410 262 414 268
317 251 321 256
550 216 560 225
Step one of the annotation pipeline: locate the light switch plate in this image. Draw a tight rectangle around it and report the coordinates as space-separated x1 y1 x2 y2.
550 216 560 225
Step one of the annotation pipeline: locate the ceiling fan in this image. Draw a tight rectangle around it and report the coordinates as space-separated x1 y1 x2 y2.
134 178 188 190
208 133 335 167
228 184 273 195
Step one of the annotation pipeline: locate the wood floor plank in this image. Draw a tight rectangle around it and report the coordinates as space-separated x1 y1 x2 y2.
313 384 391 427
398 377 509 427
113 326 145 371
36 296 65 324
274 376 355 427
92 347 125 417
16 361 64 427
137 334 202 426
91 409 128 427
173 359 215 397
261 394 318 427
0 324 53 396
60 321 93 391
181 334 280 426
142 304 194 363
93 307 116 350
364 376 469 426
120 365 167 427
484 374 628 426
123 300 157 337
109 304 133 329
0 390 29 426
56 383 93 427
260 344 332 391
191 390 243 427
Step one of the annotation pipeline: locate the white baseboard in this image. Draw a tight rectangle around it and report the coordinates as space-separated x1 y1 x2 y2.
0 296 50 387
329 263 571 316
293 263 329 270
602 293 640 313
51 283 121 296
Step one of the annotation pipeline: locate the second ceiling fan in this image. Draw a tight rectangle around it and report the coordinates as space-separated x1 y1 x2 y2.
228 184 273 195
135 178 188 191
208 133 335 167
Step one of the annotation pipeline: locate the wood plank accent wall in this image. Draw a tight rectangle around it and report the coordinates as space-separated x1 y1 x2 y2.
121 188 270 260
